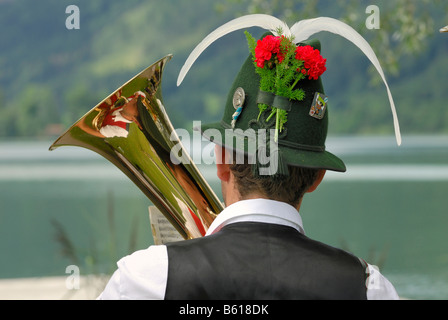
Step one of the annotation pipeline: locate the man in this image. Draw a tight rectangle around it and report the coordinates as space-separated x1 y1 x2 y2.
98 15 400 300
98 146 398 299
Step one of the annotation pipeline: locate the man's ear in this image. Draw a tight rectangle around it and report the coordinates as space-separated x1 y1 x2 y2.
215 145 230 182
306 170 326 193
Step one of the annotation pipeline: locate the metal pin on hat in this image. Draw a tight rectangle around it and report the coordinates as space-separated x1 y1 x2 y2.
231 87 245 128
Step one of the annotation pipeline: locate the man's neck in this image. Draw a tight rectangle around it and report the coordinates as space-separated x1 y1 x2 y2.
226 193 303 212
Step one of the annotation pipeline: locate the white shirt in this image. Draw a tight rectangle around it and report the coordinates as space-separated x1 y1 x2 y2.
98 199 399 300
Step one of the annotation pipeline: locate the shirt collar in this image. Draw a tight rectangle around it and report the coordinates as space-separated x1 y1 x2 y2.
205 198 305 236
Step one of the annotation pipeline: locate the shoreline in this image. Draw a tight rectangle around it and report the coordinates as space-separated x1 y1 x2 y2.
0 275 109 300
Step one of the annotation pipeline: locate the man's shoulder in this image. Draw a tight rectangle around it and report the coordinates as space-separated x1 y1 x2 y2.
99 245 168 299
117 245 168 275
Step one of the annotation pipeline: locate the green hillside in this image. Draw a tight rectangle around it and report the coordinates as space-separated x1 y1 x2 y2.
0 0 447 139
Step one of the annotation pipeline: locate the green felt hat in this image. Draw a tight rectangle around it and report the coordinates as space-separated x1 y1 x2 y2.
178 15 402 176
197 35 346 175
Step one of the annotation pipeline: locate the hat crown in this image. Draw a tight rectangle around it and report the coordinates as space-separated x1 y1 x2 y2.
222 35 328 151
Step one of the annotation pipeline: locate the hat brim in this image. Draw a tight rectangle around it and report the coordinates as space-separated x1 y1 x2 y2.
196 121 346 173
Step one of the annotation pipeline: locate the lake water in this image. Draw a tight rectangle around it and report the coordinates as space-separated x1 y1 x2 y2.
0 136 447 300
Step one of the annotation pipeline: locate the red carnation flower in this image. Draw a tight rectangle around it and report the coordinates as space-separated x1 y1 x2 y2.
255 35 283 68
295 45 327 80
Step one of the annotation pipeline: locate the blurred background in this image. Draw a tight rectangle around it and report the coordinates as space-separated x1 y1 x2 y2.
0 0 447 299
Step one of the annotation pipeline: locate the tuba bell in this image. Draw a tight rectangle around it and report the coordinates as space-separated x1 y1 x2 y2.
50 55 223 240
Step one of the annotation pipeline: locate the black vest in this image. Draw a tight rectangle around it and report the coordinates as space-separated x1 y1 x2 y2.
165 222 367 300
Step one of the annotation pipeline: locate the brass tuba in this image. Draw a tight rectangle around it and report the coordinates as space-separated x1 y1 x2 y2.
50 55 223 240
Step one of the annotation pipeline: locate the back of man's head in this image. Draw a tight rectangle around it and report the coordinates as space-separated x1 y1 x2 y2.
229 157 321 208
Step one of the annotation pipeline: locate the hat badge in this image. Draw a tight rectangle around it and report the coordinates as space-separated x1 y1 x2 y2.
309 92 328 120
231 87 245 128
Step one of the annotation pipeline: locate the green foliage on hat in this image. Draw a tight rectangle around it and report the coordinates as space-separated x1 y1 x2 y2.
244 30 326 142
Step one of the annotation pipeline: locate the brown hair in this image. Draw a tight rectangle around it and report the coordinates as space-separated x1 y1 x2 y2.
229 160 320 208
